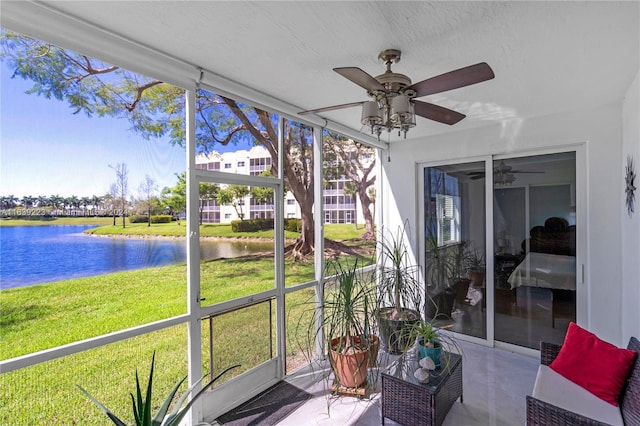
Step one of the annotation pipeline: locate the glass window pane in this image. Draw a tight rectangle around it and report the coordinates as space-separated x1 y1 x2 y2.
202 301 274 381
283 119 316 285
493 152 576 349
194 88 277 180
1 324 188 425
285 288 317 374
424 161 486 340
1 31 187 358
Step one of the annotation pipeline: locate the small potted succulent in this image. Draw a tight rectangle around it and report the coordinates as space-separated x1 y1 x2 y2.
408 318 462 370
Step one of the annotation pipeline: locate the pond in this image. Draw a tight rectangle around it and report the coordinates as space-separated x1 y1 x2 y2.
0 225 272 289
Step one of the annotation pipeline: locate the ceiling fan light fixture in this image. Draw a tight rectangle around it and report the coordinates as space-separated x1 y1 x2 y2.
361 101 382 126
391 93 411 115
361 94 416 140
300 50 494 140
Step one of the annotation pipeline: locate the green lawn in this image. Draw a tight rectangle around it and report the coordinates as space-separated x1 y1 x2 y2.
0 224 374 425
1 217 371 241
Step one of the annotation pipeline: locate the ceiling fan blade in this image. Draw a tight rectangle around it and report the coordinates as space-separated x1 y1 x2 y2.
298 101 365 115
414 100 465 125
470 175 485 180
407 62 495 98
510 171 545 174
333 67 385 92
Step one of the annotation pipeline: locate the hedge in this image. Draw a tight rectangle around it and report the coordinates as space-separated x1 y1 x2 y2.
129 215 173 224
129 215 148 223
229 218 302 233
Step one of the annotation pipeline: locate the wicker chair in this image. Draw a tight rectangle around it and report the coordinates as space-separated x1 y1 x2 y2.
526 337 640 425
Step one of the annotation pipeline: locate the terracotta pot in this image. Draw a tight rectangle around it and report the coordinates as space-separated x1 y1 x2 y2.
329 336 370 388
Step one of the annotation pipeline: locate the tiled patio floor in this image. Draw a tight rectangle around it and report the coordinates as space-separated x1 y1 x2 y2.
280 340 539 425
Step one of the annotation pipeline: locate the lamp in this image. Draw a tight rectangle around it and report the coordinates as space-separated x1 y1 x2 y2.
361 93 416 140
361 101 382 127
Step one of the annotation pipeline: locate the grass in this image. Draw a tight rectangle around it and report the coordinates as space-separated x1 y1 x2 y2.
0 223 375 425
1 217 371 241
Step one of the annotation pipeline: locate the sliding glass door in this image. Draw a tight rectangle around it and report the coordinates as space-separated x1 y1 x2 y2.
493 152 577 349
421 150 579 350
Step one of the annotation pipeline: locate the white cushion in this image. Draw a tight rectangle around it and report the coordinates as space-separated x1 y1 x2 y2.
532 365 624 426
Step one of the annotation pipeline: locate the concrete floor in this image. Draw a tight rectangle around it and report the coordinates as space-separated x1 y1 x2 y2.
280 340 539 425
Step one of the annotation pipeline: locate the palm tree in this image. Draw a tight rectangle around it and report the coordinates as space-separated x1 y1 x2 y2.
50 194 63 215
67 195 80 216
91 195 103 216
36 195 49 208
21 195 34 209
80 196 91 216
1 195 18 209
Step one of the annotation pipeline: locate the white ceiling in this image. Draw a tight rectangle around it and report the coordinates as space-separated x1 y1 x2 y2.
11 1 640 143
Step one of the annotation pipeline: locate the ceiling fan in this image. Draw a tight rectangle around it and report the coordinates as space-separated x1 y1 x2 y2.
298 49 495 139
468 160 544 184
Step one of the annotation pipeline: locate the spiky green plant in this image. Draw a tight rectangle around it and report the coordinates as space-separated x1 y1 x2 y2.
77 352 239 426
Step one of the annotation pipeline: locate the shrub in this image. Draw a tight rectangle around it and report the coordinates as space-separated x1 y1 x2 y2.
129 215 148 223
284 218 302 232
151 215 172 223
229 218 301 233
231 218 274 232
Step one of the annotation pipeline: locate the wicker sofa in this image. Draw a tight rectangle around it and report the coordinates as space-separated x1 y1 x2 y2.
526 337 640 425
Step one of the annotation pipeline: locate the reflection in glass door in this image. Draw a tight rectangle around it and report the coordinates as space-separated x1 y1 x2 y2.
422 161 487 340
493 152 576 349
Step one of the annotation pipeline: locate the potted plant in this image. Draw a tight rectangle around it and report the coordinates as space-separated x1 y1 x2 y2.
77 352 239 426
425 236 470 320
375 224 423 355
409 319 443 368
465 243 486 287
408 319 463 370
322 259 376 389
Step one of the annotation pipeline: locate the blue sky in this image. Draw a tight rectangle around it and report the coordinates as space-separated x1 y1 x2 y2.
1 60 188 200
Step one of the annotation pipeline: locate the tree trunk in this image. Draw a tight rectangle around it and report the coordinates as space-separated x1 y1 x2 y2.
357 189 375 240
288 203 314 260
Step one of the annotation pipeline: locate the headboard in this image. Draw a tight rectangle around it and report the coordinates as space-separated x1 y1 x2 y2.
521 217 575 256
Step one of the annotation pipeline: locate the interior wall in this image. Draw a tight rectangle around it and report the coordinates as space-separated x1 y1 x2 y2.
621 69 640 344
383 102 625 344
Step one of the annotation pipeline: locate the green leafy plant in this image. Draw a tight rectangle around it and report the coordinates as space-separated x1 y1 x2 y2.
306 258 377 388
323 259 373 353
407 318 463 371
376 222 423 321
77 352 239 426
408 319 439 347
465 243 486 272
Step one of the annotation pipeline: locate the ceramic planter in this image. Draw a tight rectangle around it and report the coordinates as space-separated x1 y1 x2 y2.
418 339 442 368
376 307 420 355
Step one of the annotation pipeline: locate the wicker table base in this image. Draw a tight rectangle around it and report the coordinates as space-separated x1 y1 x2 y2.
381 350 462 426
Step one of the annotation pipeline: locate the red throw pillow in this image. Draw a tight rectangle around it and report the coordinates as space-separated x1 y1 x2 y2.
550 322 637 406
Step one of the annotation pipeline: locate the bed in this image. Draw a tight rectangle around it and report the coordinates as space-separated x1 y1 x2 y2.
507 252 576 291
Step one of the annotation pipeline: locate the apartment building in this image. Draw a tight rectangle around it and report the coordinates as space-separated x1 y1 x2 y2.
195 145 372 224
